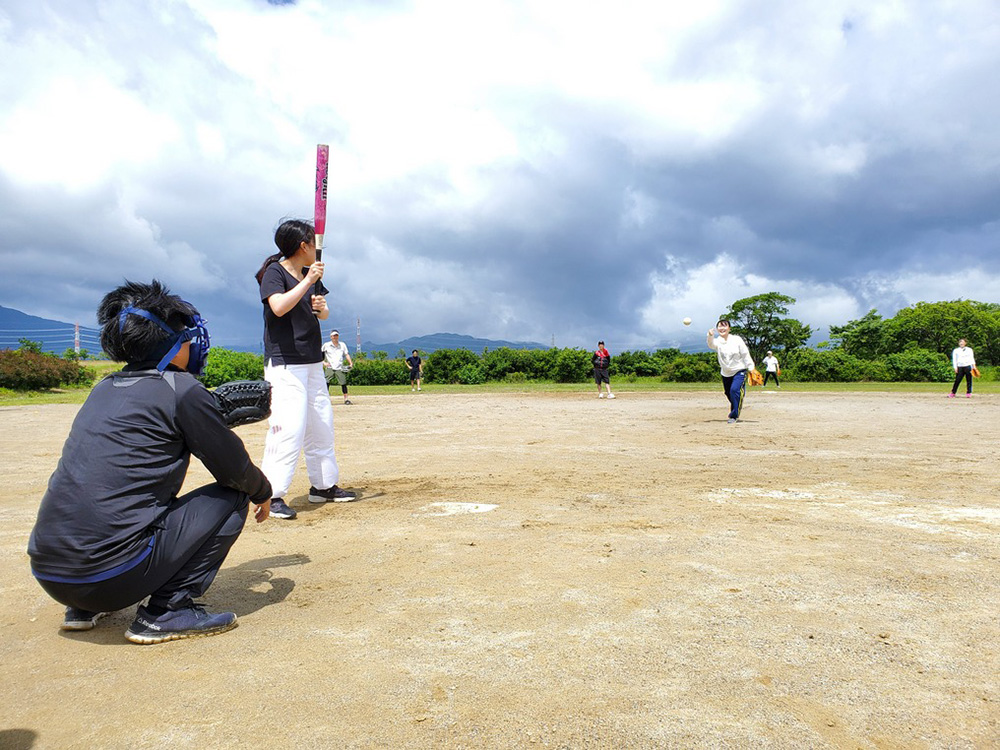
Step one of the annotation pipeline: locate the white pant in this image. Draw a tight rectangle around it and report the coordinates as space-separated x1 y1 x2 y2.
261 361 339 499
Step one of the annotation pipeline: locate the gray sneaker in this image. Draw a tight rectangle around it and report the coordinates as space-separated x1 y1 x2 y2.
125 604 237 644
61 607 108 631
269 498 297 519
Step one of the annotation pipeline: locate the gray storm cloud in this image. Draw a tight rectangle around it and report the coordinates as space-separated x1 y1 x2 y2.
1 0 998 350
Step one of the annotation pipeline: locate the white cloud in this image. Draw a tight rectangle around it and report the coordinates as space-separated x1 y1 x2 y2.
639 253 864 343
862 268 1000 309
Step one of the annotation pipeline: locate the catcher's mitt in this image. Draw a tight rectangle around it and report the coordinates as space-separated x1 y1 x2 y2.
747 369 764 387
972 367 981 378
212 380 272 428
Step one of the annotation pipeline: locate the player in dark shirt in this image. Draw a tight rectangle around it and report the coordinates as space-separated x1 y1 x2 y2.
28 280 272 644
406 350 423 391
592 341 614 399
255 219 356 520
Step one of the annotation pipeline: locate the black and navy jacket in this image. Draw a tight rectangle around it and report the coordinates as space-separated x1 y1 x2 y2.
28 368 271 583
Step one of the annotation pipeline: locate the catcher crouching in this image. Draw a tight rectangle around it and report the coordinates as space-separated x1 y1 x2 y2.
27 280 273 644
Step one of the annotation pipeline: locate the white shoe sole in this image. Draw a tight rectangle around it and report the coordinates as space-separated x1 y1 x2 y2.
125 618 238 645
309 494 358 503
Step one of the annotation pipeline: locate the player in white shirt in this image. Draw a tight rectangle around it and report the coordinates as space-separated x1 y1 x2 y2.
322 330 355 405
762 350 780 388
949 338 976 398
707 319 757 423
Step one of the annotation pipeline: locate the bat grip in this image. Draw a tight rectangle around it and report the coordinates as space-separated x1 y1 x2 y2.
312 234 324 316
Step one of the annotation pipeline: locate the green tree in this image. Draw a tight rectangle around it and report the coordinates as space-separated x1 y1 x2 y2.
612 350 660 377
18 338 44 354
723 292 812 363
883 347 954 382
829 309 889 359
426 348 479 383
553 348 591 383
661 353 717 382
883 300 1000 365
61 347 92 361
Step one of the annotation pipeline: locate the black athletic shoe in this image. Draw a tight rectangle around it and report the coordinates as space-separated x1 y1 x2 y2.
125 604 237 645
344 399 352 405
308 485 358 503
269 499 297 519
61 607 108 631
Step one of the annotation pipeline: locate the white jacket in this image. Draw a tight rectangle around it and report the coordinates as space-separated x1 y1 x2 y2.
952 346 976 369
708 334 755 377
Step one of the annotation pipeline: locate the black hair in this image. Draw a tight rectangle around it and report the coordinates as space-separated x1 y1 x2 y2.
98 280 197 364
254 218 315 284
412 350 418 355
717 318 731 327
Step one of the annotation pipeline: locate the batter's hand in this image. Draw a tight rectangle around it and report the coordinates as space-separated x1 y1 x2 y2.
253 499 271 523
311 295 328 315
306 261 325 284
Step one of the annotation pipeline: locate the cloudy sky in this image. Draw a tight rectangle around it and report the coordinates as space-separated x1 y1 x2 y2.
2 0 998 351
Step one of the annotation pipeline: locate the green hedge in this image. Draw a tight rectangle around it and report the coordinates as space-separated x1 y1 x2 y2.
200 349 265 388
350 358 411 386
186 345 981 388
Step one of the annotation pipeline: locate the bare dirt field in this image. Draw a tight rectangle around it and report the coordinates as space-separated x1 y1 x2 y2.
1 388 998 749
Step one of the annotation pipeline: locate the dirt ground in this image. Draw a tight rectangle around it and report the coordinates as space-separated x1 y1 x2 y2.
1 388 998 749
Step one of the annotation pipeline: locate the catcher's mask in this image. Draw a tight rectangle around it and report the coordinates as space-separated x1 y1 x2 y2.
118 305 211 376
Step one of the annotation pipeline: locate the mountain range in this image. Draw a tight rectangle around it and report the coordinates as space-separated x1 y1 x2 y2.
0 305 101 355
360 332 548 356
0 305 547 356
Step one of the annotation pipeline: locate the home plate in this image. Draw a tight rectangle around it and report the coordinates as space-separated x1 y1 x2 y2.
417 502 499 516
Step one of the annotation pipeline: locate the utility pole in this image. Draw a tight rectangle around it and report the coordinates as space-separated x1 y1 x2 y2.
74 323 80 355
356 316 361 354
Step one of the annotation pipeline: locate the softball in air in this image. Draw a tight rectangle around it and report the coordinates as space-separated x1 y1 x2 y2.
683 317 692 326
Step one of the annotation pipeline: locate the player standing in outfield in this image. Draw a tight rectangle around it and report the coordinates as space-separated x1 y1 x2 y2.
592 340 615 398
707 319 757 423
323 329 354 405
28 281 272 644
949 338 976 398
406 350 423 391
763 350 780 388
255 219 357 521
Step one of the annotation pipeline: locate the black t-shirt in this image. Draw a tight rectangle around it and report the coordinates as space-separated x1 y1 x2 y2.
406 356 422 371
28 368 271 581
260 263 329 365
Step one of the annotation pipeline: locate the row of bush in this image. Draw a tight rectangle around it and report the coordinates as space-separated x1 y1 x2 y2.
199 344 988 388
3 344 989 392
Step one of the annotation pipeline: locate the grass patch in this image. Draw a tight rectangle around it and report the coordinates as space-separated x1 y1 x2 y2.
2 370 997 407
0 361 120 406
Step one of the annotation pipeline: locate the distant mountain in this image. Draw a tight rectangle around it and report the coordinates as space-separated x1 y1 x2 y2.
361 332 549 356
0 305 101 355
0 305 548 358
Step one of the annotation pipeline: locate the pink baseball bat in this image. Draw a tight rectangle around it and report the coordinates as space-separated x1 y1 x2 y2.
314 144 329 261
